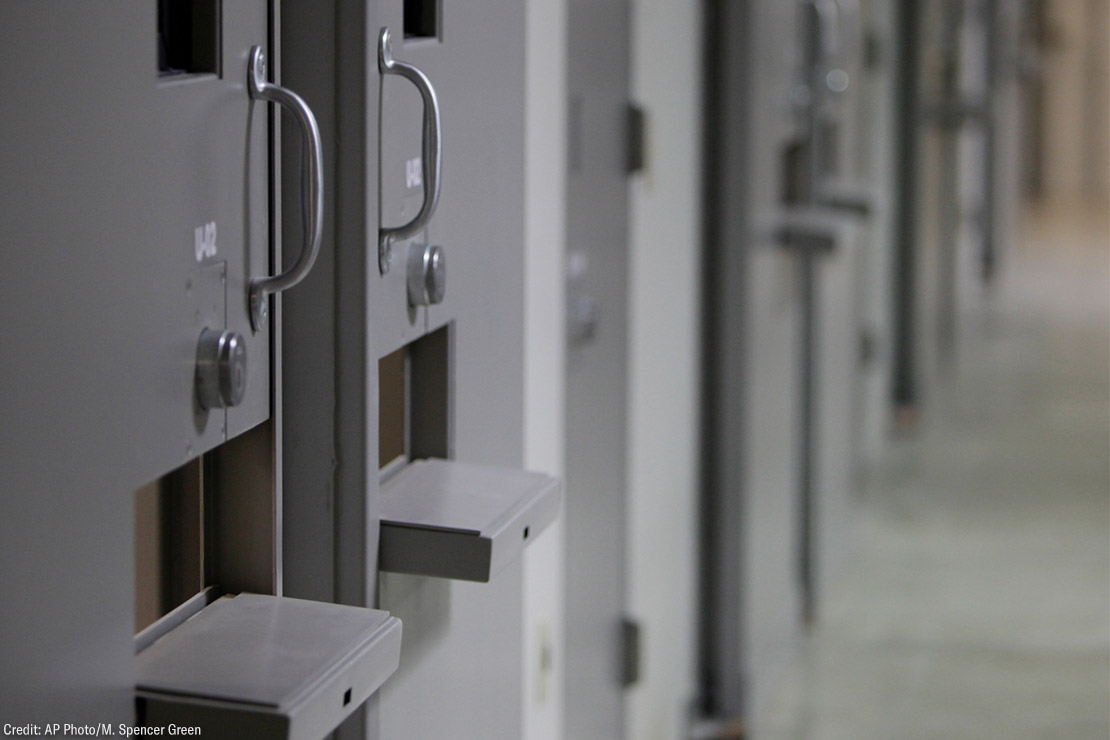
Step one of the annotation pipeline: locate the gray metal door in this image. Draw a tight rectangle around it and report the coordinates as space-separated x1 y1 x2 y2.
853 0 898 477
279 2 531 738
797 0 871 624
375 4 530 739
375 1 530 733
565 0 632 737
1 0 272 722
700 0 809 728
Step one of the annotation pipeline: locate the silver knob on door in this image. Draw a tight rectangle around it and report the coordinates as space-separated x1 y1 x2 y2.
195 328 247 410
407 243 446 306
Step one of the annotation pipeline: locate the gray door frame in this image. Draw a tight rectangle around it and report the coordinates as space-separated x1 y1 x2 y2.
279 3 382 739
698 0 753 720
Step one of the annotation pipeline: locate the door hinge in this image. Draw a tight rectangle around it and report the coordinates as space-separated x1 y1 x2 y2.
626 104 647 175
859 326 880 366
621 616 641 688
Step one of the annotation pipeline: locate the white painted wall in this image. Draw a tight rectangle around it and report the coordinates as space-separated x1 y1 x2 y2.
625 1 703 738
522 1 567 739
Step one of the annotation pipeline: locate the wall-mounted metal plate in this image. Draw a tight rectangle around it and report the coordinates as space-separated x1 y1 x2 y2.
136 594 402 740
379 459 561 582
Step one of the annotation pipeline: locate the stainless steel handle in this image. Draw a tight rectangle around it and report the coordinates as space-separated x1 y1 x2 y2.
799 0 845 98
833 0 862 62
378 27 442 274
247 46 324 331
814 0 841 63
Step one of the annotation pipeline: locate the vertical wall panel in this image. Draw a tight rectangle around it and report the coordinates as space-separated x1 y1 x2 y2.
625 0 704 738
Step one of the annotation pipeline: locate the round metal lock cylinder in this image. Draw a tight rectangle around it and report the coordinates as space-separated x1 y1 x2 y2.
196 328 248 410
407 243 446 306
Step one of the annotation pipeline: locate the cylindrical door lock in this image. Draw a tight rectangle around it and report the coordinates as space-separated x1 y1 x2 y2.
196 328 247 410
407 243 446 306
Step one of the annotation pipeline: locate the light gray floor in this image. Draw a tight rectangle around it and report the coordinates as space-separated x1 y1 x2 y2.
757 203 1110 740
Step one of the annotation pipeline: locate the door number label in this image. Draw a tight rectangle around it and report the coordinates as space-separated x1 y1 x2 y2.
194 222 217 262
405 158 422 189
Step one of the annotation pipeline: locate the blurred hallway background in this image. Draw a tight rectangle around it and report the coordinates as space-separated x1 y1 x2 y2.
756 201 1110 739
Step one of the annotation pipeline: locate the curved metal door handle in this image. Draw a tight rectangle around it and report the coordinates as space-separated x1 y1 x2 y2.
814 0 841 63
834 0 862 61
247 45 324 330
378 27 442 274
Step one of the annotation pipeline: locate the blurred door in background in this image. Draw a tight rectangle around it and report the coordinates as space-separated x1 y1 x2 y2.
700 0 807 731
564 0 632 737
853 0 899 481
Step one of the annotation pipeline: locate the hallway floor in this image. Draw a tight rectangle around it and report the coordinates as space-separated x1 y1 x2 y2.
756 203 1110 740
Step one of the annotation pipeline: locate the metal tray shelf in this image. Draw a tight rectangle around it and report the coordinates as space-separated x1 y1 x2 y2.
379 459 561 582
136 593 402 740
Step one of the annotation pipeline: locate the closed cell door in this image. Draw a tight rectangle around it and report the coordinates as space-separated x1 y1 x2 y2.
0 0 287 722
700 0 809 726
852 0 897 477
367 2 536 740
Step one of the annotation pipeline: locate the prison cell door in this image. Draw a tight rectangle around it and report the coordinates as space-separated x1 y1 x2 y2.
700 0 810 729
0 0 278 723
279 2 539 739
371 4 539 739
852 0 899 478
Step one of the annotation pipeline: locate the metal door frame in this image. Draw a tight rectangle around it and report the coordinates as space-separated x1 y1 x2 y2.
697 0 753 723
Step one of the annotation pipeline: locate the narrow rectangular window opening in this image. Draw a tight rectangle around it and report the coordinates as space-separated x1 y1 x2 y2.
379 347 408 470
404 0 440 40
134 457 209 633
378 324 453 473
816 117 840 178
134 422 276 635
158 0 221 77
782 138 810 206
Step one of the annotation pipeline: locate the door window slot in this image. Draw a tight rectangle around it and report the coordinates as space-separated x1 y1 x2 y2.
378 325 453 473
134 423 276 635
157 0 221 77
404 0 441 41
